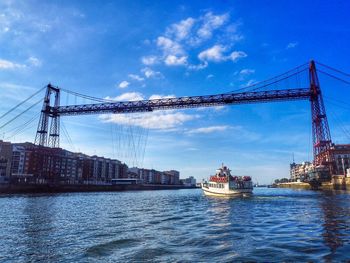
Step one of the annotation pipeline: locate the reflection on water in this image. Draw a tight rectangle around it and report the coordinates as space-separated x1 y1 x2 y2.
0 188 349 261
22 195 58 262
320 190 350 260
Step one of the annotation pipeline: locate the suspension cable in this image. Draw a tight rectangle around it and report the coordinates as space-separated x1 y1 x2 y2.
241 66 309 93
318 69 350 85
4 113 40 135
60 88 115 103
316 61 350 77
0 98 43 130
5 114 40 140
0 86 46 120
228 63 309 94
61 120 76 152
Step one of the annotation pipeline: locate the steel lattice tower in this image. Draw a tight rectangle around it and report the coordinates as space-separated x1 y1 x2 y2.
309 60 333 166
34 84 60 148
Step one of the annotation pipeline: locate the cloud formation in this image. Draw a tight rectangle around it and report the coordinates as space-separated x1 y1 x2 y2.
239 69 255 75
118 81 130 89
100 110 198 130
0 59 25 70
141 67 162 78
164 55 188 66
198 45 247 63
128 74 144 81
186 125 230 134
286 41 298 49
106 92 144 101
141 55 158 65
142 11 245 70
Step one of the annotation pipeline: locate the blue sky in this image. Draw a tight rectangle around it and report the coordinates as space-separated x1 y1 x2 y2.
1 0 350 184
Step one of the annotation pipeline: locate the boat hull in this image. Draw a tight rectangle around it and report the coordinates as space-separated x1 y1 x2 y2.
201 186 252 197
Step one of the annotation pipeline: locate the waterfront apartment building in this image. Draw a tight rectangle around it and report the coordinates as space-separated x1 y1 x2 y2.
290 161 330 182
290 144 350 182
331 144 350 175
0 140 181 186
290 162 313 182
180 176 196 186
0 140 128 184
128 167 180 185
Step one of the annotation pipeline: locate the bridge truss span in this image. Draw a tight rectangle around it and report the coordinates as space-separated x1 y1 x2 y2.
32 60 338 169
56 88 312 116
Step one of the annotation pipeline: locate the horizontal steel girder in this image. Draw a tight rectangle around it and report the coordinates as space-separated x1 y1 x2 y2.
54 88 312 116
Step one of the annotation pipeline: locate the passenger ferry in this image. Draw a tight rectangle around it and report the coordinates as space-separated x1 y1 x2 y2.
201 164 253 196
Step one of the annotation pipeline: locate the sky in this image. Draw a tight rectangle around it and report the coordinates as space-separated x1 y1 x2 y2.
0 0 350 184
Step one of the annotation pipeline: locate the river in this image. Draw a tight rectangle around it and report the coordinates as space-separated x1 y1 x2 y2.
0 188 349 262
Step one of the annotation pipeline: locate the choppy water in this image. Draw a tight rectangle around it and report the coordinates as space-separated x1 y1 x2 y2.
0 188 350 262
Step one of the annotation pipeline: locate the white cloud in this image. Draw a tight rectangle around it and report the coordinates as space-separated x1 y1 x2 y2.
187 62 208 70
164 55 188 66
185 147 199 151
206 74 214 79
286 41 298 49
186 125 230 134
141 67 162 78
230 51 247 62
198 45 247 64
105 92 144 101
128 74 144 81
149 94 176 100
100 110 198 130
197 12 229 40
240 69 255 75
167 17 195 40
0 59 26 70
198 45 227 62
141 55 158 65
118 80 130 89
138 12 243 70
27 56 42 67
157 36 184 55
242 79 256 87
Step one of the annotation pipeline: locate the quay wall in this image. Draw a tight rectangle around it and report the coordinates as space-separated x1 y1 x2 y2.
277 182 311 189
0 183 198 194
277 176 350 190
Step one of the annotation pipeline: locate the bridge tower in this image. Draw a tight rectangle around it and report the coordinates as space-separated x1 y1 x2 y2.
309 60 333 167
34 84 60 148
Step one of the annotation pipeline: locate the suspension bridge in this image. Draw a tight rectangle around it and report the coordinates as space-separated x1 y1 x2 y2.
1 60 350 175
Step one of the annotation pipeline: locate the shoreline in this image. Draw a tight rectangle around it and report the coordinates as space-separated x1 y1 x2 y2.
276 177 350 190
0 183 199 194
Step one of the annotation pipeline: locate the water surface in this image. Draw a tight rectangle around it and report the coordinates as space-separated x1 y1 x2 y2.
0 188 349 262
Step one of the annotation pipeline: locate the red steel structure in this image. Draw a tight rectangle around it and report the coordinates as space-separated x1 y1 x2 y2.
309 61 333 166
34 61 333 168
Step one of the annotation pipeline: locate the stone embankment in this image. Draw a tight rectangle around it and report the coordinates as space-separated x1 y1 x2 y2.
277 176 350 190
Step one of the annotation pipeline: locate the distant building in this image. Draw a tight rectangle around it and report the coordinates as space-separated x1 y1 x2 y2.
290 162 330 182
0 140 181 186
180 176 196 186
0 140 12 182
315 144 350 175
289 144 350 182
331 144 350 175
290 162 313 182
0 140 128 185
162 170 180 185
127 167 180 185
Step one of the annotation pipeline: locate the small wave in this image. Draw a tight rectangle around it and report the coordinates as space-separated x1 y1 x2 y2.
85 238 140 257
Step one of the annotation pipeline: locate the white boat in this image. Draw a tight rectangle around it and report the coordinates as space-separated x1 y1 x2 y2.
201 164 253 197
